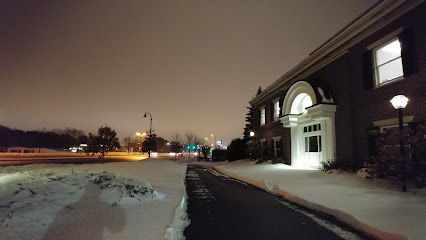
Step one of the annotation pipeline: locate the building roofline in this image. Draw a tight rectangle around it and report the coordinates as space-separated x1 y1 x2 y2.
250 0 423 106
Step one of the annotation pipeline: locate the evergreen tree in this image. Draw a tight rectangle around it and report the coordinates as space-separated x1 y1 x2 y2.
87 126 119 158
256 86 262 95
142 133 157 157
87 133 99 155
227 138 246 161
97 126 120 158
244 87 260 143
243 105 254 143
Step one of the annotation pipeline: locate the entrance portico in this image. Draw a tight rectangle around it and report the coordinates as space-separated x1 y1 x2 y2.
280 81 336 168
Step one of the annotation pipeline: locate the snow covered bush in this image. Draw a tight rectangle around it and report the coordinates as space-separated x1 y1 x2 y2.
245 139 261 160
366 129 402 179
408 124 426 187
271 157 287 165
367 124 426 187
320 160 360 173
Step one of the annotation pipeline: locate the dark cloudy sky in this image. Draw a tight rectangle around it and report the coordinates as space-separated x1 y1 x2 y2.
0 0 376 145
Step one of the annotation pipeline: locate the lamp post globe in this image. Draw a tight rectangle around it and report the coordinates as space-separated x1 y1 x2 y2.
390 95 409 109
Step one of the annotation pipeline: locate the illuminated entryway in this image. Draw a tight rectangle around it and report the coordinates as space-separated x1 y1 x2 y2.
280 81 336 168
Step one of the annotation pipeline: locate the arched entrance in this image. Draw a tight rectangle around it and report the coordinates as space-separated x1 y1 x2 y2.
280 81 336 168
291 93 312 114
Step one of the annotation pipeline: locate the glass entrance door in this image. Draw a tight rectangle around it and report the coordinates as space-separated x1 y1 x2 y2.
302 123 323 168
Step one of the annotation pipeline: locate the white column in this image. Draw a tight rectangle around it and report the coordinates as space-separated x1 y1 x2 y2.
290 127 298 167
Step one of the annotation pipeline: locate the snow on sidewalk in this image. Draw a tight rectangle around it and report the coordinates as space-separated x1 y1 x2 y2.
0 159 188 240
212 160 426 240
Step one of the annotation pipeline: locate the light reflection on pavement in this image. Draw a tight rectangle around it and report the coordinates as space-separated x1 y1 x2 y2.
0 152 195 166
0 152 158 166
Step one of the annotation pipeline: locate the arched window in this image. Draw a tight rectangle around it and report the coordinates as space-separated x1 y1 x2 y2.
290 93 313 114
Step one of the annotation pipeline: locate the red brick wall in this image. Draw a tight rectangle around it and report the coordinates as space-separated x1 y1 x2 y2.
348 3 426 163
253 88 292 162
251 3 426 166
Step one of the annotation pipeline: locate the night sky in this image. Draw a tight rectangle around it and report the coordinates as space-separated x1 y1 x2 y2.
0 0 376 145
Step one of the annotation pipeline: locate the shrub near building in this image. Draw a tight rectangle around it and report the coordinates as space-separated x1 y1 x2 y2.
227 138 246 161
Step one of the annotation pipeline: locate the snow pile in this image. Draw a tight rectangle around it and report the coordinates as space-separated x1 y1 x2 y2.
90 172 158 200
213 160 426 240
165 194 189 240
0 159 187 240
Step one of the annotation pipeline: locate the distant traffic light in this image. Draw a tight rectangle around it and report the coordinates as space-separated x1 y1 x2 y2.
192 146 196 150
187 146 190 149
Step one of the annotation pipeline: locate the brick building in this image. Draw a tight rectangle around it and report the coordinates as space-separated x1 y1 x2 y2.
250 0 425 168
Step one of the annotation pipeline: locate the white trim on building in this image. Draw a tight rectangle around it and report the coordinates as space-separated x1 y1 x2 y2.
280 81 336 168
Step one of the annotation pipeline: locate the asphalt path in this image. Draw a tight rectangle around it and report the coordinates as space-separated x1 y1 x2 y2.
184 165 374 240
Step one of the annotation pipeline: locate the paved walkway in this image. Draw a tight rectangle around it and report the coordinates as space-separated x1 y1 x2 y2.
184 165 363 240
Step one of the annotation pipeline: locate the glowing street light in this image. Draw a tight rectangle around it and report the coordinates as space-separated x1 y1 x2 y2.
249 131 255 137
211 134 217 149
390 94 409 192
136 132 142 155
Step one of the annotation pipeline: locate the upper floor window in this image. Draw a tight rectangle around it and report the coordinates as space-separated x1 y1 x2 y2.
374 37 403 86
260 108 265 126
363 28 419 90
273 101 280 121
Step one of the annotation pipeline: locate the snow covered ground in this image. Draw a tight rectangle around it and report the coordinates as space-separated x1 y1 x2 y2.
211 160 426 240
2 157 424 240
0 159 188 240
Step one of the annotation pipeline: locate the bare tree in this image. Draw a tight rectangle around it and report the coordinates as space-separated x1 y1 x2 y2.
170 132 183 161
123 137 132 154
193 136 203 161
201 145 211 160
184 132 195 159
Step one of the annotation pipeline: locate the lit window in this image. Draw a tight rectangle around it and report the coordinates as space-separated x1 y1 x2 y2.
273 101 280 121
260 108 265 126
374 38 403 86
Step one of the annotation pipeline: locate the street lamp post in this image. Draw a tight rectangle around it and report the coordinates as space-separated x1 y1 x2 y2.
211 134 216 149
136 132 142 155
390 94 409 192
249 131 255 160
143 112 153 158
